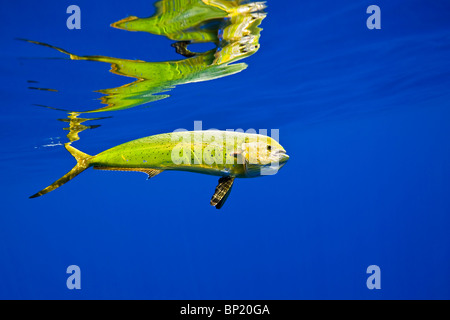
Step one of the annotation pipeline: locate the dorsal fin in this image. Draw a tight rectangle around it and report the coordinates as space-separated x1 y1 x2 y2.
93 166 163 179
211 176 235 209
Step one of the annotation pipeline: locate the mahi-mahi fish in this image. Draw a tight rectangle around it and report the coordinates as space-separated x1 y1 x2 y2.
30 131 289 209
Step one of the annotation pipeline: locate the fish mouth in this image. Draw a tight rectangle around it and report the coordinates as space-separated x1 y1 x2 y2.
258 150 289 176
275 150 290 164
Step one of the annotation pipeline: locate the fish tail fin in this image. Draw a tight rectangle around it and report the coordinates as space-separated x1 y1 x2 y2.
29 144 92 198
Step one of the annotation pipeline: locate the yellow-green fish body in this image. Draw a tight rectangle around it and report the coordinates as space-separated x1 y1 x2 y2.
30 131 289 208
92 131 286 177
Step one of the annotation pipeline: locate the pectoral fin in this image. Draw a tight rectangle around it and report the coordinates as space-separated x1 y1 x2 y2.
211 176 235 209
93 166 163 179
171 41 196 58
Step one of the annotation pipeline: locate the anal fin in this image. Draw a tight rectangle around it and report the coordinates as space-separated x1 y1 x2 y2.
211 176 235 209
93 166 163 179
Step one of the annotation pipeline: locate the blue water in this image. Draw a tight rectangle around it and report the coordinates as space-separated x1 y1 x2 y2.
1 0 450 299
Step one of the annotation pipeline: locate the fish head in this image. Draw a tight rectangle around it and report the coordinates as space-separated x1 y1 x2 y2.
239 134 289 177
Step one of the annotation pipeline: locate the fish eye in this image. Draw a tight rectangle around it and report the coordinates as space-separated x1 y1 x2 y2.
267 145 272 151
